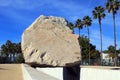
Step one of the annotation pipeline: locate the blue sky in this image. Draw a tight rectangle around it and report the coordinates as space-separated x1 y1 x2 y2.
0 0 120 50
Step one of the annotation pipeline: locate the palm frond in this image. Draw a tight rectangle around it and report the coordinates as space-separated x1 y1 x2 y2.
92 6 106 20
75 19 83 29
106 0 120 14
83 16 92 27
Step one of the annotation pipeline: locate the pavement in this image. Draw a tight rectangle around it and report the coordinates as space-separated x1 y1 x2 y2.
0 64 23 80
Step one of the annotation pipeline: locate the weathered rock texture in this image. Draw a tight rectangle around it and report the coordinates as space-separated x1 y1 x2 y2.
22 15 81 67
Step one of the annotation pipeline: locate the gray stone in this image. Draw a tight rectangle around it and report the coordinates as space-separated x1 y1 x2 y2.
22 15 81 67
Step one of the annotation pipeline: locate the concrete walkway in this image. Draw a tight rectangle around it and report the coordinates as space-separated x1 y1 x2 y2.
0 64 23 80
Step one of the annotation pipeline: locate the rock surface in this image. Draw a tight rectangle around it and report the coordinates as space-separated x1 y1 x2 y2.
22 15 81 67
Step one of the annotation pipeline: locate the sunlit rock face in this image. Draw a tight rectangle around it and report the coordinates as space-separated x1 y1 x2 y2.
22 15 81 67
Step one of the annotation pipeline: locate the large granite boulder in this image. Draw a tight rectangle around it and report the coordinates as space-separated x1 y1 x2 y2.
22 15 81 67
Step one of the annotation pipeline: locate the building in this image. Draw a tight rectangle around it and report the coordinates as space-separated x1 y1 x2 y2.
101 53 113 65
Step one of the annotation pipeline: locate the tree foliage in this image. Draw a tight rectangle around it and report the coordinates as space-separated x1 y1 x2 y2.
67 22 75 33
1 40 21 55
0 40 24 63
15 53 25 63
79 35 100 60
75 19 83 37
106 0 119 14
103 45 120 58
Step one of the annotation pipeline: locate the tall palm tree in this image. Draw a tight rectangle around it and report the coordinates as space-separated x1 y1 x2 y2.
83 16 92 65
92 6 106 64
75 19 83 38
106 0 120 66
75 19 83 65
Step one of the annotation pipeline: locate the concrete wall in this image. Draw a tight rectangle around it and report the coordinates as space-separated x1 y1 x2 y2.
36 66 120 80
80 66 120 80
22 64 59 80
22 64 120 80
36 67 63 80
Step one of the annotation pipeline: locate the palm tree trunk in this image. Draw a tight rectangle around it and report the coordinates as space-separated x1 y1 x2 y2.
87 27 90 65
72 27 74 34
78 28 82 64
99 20 102 53
99 19 103 65
79 28 80 38
78 28 81 44
113 14 117 66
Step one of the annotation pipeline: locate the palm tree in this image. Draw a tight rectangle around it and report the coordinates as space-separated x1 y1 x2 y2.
106 0 120 66
83 16 92 65
75 19 83 38
75 19 83 65
67 22 75 34
6 40 12 54
92 6 106 64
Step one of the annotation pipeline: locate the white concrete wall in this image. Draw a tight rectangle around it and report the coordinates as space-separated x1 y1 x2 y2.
22 64 120 80
37 66 120 80
22 64 59 80
22 64 33 80
80 66 120 80
36 67 63 80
